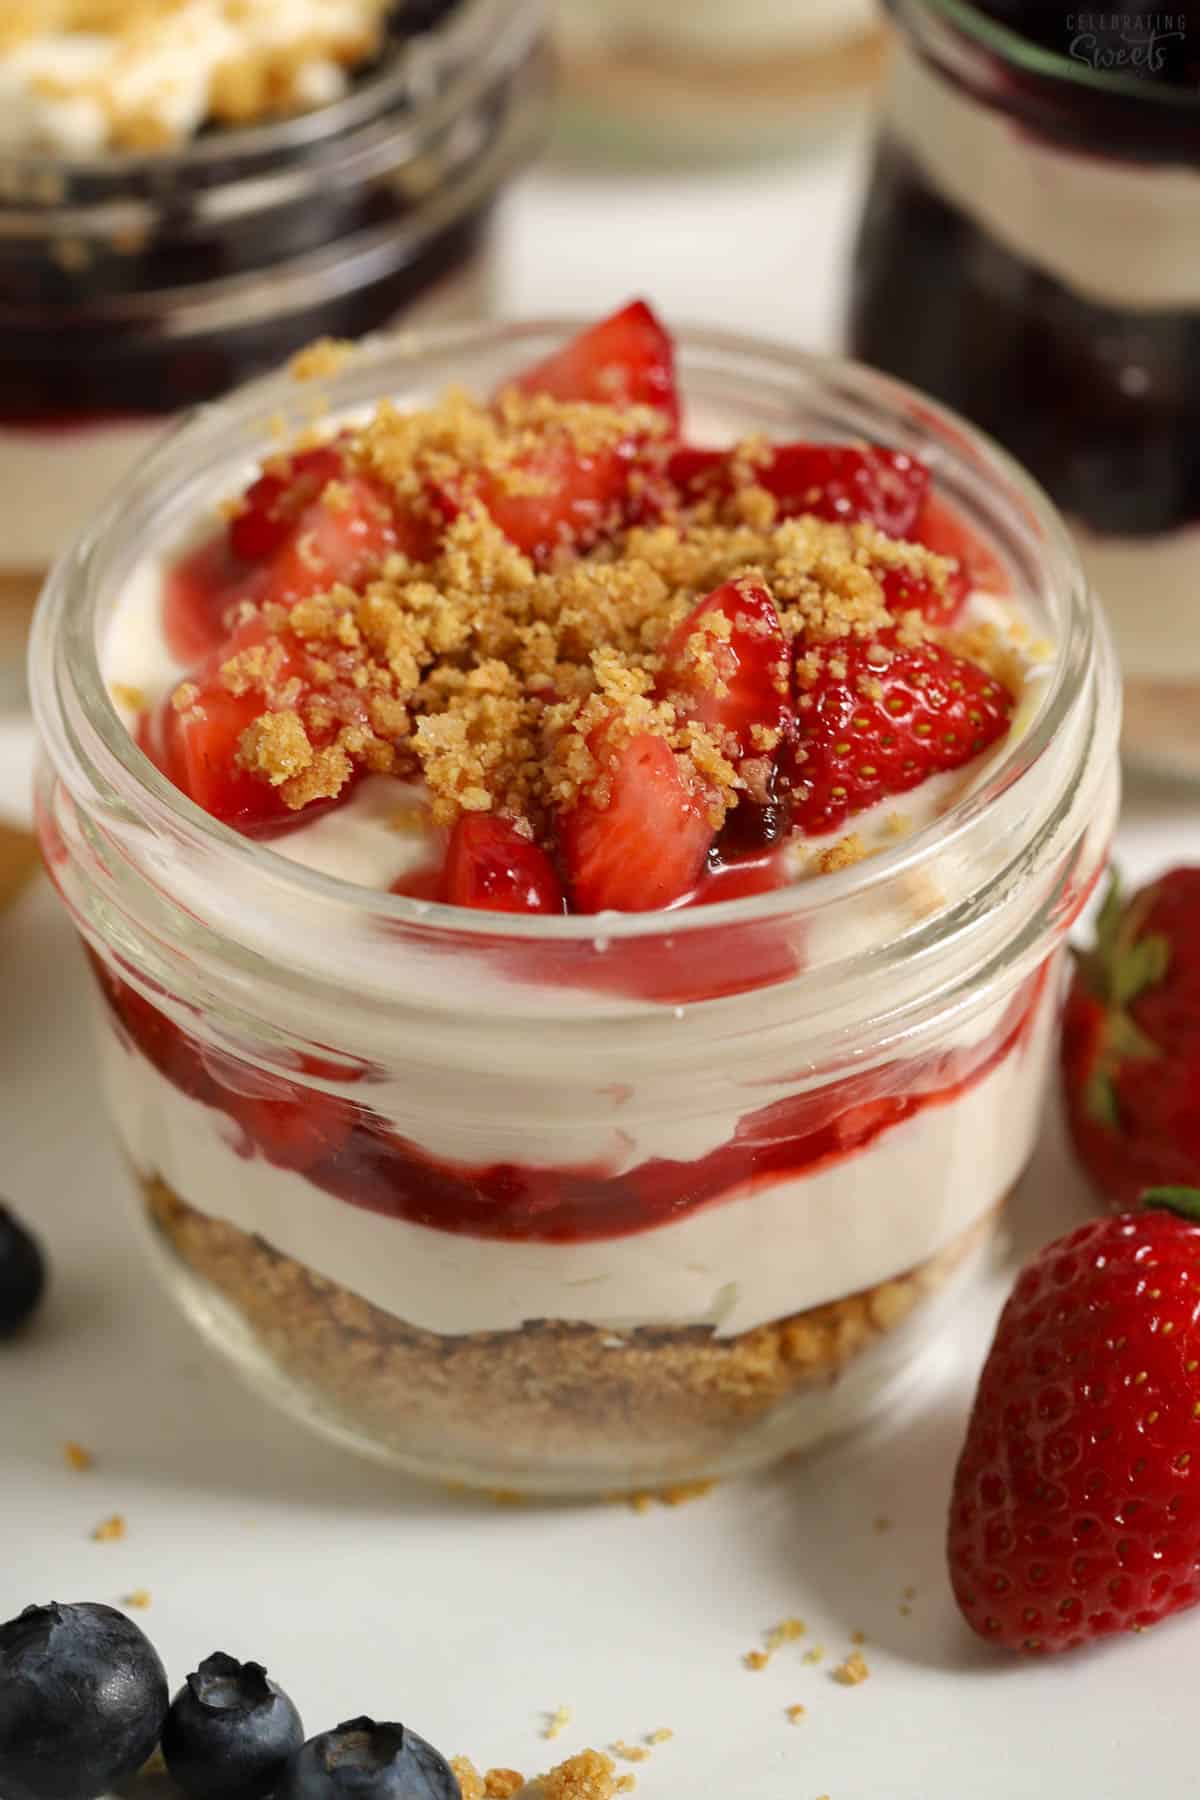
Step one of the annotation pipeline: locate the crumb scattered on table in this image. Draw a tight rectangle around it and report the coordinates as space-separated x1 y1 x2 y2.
123 1589 152 1610
626 1479 717 1513
646 1730 673 1746
544 1705 573 1742
786 1705 807 1724
873 1516 892 1533
803 1645 825 1666
610 1743 649 1764
833 1650 870 1687
64 1442 93 1473
91 1514 126 1543
744 1649 770 1671
850 1630 867 1646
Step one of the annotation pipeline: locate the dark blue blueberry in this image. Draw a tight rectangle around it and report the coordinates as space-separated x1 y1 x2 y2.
0 1601 168 1800
162 1652 305 1800
0 1204 46 1338
278 1717 460 1800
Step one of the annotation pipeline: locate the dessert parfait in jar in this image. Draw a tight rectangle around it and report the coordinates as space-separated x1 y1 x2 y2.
849 0 1200 780
33 303 1119 1495
0 0 547 693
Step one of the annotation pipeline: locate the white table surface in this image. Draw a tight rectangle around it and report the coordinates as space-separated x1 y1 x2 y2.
3 134 1200 1800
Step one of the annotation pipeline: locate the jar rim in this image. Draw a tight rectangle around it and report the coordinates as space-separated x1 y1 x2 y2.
0 0 542 180
903 0 1200 110
31 316 1119 975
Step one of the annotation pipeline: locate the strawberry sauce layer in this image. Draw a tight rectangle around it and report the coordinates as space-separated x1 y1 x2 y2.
95 960 1048 1244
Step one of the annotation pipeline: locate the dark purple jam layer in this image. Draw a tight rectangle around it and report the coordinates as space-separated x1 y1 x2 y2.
848 136 1200 538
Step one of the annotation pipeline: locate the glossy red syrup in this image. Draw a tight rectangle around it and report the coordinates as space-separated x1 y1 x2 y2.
93 955 1048 1245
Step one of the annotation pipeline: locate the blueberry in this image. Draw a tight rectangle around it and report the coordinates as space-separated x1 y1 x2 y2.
0 1601 168 1800
162 1652 305 1800
0 1204 46 1338
278 1717 460 1800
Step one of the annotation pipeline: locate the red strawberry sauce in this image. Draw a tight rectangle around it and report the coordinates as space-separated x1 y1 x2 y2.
95 958 1049 1246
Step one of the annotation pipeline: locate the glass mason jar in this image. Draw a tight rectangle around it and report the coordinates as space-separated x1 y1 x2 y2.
554 0 888 165
0 0 548 700
847 0 1200 781
32 321 1119 1497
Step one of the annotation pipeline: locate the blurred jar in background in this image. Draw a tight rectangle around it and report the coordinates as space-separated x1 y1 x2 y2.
848 0 1200 781
0 0 547 701
555 0 888 164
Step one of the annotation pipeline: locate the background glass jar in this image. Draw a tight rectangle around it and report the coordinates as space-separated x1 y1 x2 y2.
847 0 1200 782
32 322 1119 1497
0 0 548 699
553 0 888 166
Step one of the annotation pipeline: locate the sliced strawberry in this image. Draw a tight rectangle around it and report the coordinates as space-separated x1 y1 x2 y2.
164 536 263 665
657 578 791 759
878 560 970 626
668 442 930 537
507 300 680 428
139 618 318 834
458 434 643 565
258 470 428 606
559 724 717 913
442 814 565 915
230 442 347 563
916 493 1010 597
788 632 1014 837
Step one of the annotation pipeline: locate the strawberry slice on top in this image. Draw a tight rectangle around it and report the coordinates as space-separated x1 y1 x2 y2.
506 299 680 429
656 578 792 761
559 719 718 914
442 814 565 915
668 442 930 538
463 431 644 565
787 631 1014 837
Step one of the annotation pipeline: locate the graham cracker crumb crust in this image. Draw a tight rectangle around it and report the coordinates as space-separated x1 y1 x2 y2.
206 379 970 853
142 1175 1002 1487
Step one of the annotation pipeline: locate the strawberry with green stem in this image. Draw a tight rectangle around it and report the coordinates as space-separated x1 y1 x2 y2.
1061 867 1200 1208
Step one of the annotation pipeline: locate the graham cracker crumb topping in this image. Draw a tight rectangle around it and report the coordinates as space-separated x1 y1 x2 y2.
224 388 960 854
832 1649 870 1686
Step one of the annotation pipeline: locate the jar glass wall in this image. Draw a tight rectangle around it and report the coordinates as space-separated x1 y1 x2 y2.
0 0 548 698
32 322 1119 1496
847 0 1200 781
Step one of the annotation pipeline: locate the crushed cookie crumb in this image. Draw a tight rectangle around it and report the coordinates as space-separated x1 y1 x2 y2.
816 833 868 875
646 1730 673 1746
833 1650 870 1686
291 339 356 384
803 1646 825 1666
529 1750 634 1799
451 1759 487 1800
123 1589 152 1610
110 683 147 714
544 1705 573 1743
874 1516 893 1533
743 1650 771 1672
902 1585 918 1601
64 1441 93 1473
626 1479 717 1512
484 1772 525 1798
766 1617 807 1651
610 1743 649 1764
786 1705 807 1725
91 1514 126 1543
850 1630 867 1647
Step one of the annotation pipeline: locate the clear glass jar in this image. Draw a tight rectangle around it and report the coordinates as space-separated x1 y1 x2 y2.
847 0 1200 781
32 321 1120 1497
0 0 548 699
554 0 888 165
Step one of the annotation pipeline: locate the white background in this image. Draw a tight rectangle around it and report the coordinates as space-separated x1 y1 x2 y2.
2 130 1200 1800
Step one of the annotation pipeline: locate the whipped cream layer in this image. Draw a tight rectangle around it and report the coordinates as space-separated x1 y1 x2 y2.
0 0 390 156
103 982 1054 1338
1073 519 1200 685
0 417 165 574
890 41 1200 312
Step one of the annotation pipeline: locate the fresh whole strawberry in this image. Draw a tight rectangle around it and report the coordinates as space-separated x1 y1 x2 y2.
786 631 1014 836
1062 868 1200 1208
948 1189 1200 1653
